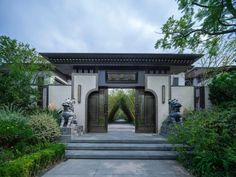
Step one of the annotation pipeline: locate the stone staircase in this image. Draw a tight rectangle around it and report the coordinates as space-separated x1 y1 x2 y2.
65 137 185 160
65 124 187 160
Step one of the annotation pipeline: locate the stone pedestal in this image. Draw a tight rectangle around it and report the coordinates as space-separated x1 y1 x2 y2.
77 126 83 136
71 125 84 136
60 127 72 143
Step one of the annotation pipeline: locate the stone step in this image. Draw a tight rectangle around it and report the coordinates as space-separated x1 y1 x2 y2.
69 138 167 144
65 150 178 160
66 143 187 151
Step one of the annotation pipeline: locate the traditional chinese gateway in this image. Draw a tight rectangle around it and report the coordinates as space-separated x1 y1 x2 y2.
41 53 204 133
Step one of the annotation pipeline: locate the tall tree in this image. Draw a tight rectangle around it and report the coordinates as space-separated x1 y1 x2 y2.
155 0 236 68
0 36 51 109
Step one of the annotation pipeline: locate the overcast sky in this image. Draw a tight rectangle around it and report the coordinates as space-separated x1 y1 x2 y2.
0 0 181 53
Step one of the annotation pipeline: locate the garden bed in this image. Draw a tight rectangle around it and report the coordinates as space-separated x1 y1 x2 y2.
0 106 64 177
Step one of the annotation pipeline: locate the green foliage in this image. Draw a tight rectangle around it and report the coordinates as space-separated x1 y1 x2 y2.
0 143 51 165
108 89 135 123
46 109 62 125
0 35 52 110
30 108 62 125
29 113 60 143
0 104 25 115
108 101 120 123
209 71 236 105
0 143 65 177
168 108 236 177
155 0 236 66
0 105 63 175
0 148 15 165
108 96 134 123
119 97 134 123
0 108 33 148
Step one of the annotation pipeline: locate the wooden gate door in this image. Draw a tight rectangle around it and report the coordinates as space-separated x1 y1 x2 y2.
135 89 156 133
87 89 108 133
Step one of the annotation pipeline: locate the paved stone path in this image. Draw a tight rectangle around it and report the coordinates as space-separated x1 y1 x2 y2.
42 123 192 177
42 159 192 177
108 123 135 132
71 123 162 141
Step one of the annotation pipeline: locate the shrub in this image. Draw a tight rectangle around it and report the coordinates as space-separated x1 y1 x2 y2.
47 109 62 125
216 100 236 111
0 109 33 148
0 104 25 115
0 148 15 165
14 142 45 155
209 71 236 105
29 113 60 143
0 143 65 177
168 109 236 177
30 108 62 125
0 143 54 165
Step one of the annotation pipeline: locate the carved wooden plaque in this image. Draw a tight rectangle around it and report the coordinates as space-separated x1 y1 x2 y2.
106 71 137 83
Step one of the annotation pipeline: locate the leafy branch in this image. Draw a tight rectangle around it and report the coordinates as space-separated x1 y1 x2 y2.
155 0 236 66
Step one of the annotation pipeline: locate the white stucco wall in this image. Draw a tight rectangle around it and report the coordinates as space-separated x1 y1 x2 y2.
72 73 98 132
171 72 185 86
171 86 194 113
145 75 170 133
44 71 68 85
48 85 71 109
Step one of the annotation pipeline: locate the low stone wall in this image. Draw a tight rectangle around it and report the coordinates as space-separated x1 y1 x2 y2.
46 85 72 109
171 86 195 113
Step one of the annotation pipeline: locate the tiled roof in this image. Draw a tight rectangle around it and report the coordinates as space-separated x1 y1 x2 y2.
40 53 203 66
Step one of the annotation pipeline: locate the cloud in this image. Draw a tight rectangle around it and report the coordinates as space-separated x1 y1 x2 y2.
0 0 180 53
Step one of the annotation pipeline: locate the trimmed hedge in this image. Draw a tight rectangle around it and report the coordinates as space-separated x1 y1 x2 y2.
0 143 65 177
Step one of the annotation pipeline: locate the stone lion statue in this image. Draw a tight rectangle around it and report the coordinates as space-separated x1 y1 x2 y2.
60 98 77 128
